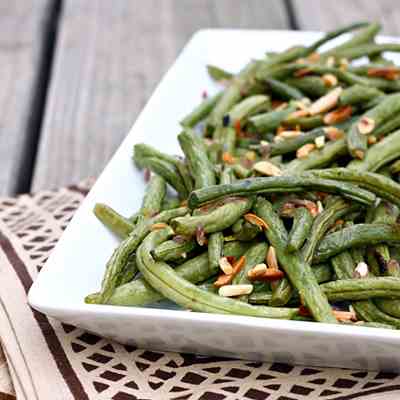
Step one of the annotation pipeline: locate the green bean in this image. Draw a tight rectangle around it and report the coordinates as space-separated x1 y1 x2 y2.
208 232 224 273
207 65 233 82
97 206 189 303
136 228 298 319
232 164 252 179
247 106 296 134
283 115 324 130
285 77 328 99
284 139 348 173
347 94 400 159
254 197 336 323
189 175 375 209
221 127 236 155
134 143 179 168
207 141 221 164
334 43 400 61
94 203 135 239
353 300 400 328
152 238 196 261
268 128 325 157
349 129 400 172
374 114 400 137
302 198 355 264
321 22 381 58
287 207 313 252
172 197 253 236
117 256 138 286
264 78 304 100
176 160 194 193
140 175 166 218
180 92 223 127
320 277 400 301
178 129 216 189
339 85 383 106
227 95 270 125
208 61 260 129
304 168 400 208
88 241 251 306
248 292 272 304
134 157 188 199
390 159 400 174
161 196 181 211
220 166 236 184
231 219 261 241
314 224 400 263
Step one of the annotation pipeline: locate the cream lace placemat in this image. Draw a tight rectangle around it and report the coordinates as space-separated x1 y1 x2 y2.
0 183 400 399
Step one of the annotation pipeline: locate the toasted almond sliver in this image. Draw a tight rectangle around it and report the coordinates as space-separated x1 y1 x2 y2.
317 200 324 214
247 263 268 279
214 256 246 287
288 109 309 119
326 56 336 67
323 126 345 140
218 284 253 297
253 160 282 177
367 67 400 80
321 73 338 88
222 152 236 164
278 130 303 139
245 150 257 161
254 269 285 282
357 116 375 135
339 58 349 71
244 213 269 230
275 102 288 111
368 135 377 145
333 310 357 322
309 87 343 116
323 105 353 125
354 261 369 278
266 246 278 270
151 223 169 230
294 68 312 78
219 257 233 275
296 143 316 159
314 135 325 149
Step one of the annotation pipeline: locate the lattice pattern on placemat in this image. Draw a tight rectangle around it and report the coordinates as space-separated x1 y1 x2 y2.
0 183 400 399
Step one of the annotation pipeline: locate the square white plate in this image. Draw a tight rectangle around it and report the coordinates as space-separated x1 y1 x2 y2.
29 29 400 371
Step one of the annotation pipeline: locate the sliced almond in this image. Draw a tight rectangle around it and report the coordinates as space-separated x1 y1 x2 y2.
288 109 309 119
275 102 288 111
367 67 400 80
367 135 377 145
266 246 278 270
317 200 324 214
314 135 325 149
278 130 303 139
291 199 318 217
294 68 312 77
247 263 268 279
326 56 336 67
339 58 349 71
214 256 246 287
323 126 345 140
321 73 338 88
244 213 269 230
309 87 343 116
307 52 320 63
219 257 233 275
254 269 285 282
218 284 253 297
354 261 369 278
323 105 353 125
245 150 257 161
253 161 282 177
151 222 169 230
294 99 311 111
334 310 357 322
357 116 375 135
222 152 236 164
296 143 316 158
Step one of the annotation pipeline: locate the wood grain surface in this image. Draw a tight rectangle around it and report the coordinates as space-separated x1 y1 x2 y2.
0 0 54 195
32 0 290 190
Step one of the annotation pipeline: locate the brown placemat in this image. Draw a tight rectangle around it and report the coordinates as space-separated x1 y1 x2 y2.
0 183 400 400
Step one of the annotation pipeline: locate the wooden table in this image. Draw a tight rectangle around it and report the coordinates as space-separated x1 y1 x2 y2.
2 0 399 196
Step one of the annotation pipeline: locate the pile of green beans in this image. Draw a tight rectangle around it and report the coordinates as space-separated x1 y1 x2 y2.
87 21 400 330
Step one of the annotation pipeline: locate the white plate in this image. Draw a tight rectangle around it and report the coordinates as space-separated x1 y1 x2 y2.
29 29 400 371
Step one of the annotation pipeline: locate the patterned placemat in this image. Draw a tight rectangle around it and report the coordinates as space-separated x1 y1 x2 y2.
0 183 400 400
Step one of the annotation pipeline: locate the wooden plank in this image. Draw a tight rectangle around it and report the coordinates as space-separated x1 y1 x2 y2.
290 0 400 35
32 0 290 190
0 0 54 195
